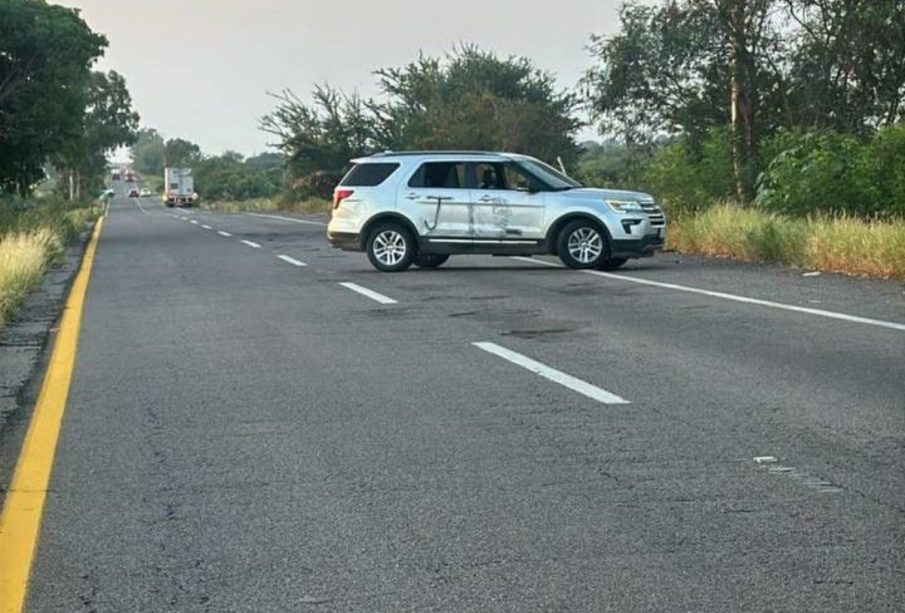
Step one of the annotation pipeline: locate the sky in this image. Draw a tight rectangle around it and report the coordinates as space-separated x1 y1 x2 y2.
60 0 627 157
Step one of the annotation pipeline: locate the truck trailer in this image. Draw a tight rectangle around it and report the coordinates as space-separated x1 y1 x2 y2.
164 167 197 207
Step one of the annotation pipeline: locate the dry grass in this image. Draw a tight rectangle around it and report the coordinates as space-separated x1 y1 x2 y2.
204 198 330 216
0 197 99 331
668 203 905 280
0 229 61 329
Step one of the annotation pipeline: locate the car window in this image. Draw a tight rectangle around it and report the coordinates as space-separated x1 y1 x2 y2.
476 163 506 190
503 163 535 191
340 163 400 187
408 162 466 188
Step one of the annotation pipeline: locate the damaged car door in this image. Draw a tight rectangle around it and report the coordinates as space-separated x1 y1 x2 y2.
469 162 546 240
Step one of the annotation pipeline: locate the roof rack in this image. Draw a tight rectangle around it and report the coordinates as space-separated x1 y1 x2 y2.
370 150 507 157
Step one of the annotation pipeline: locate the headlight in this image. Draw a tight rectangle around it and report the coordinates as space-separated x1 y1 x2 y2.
605 199 644 214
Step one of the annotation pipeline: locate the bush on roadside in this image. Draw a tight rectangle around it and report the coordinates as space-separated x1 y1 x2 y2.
643 128 735 217
859 123 905 218
0 197 98 330
755 131 866 217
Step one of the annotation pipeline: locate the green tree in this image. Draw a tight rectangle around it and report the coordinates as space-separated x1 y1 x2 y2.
784 0 905 131
376 46 581 163
55 70 140 200
261 85 378 197
584 0 782 200
194 152 282 201
163 138 203 167
262 46 581 198
131 128 166 176
0 0 106 194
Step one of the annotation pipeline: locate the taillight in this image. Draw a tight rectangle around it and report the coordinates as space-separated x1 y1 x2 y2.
333 189 354 209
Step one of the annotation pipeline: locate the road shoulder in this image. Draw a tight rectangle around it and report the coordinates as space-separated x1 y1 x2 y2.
0 222 95 490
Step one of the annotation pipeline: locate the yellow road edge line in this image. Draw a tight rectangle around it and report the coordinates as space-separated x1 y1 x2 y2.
0 216 105 613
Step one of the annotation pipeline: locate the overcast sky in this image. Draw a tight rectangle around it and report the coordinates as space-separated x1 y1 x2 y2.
60 0 626 157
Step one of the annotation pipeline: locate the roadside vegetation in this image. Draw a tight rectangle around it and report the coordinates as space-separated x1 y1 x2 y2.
0 198 99 329
0 1 135 331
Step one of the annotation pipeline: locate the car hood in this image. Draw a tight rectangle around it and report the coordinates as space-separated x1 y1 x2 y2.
558 187 655 202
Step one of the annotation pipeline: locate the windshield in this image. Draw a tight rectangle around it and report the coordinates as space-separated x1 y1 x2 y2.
516 158 582 190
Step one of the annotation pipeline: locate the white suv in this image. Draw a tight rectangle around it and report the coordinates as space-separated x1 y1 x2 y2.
327 151 666 272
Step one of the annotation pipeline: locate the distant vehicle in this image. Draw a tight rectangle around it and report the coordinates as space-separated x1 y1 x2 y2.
327 150 666 272
140 188 152 197
164 167 197 207
111 170 121 181
124 170 137 183
128 188 140 198
100 189 115 200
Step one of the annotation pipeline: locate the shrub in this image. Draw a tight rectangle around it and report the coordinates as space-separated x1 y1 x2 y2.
755 131 867 216
643 128 734 217
860 123 905 218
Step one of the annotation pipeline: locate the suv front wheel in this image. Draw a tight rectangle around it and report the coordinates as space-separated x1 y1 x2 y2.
556 220 608 269
366 222 415 272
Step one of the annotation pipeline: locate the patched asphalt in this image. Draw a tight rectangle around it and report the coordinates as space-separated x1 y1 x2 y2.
17 194 905 612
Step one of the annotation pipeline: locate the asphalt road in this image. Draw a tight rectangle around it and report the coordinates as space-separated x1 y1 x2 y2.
14 189 905 611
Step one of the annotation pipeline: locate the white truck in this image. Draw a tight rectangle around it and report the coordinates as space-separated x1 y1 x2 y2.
164 167 197 207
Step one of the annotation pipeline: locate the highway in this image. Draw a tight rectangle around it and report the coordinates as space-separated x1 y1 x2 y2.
7 191 905 611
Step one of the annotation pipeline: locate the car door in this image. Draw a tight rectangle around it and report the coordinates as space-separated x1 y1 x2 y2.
470 162 546 239
400 161 470 238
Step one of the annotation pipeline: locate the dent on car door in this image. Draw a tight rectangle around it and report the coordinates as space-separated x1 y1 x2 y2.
401 162 470 237
471 162 545 239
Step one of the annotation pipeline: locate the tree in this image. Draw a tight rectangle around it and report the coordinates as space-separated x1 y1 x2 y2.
0 0 106 194
583 2 729 145
584 0 781 200
784 0 905 131
699 0 779 200
376 46 581 163
262 46 582 198
131 128 166 176
163 138 203 167
261 84 379 196
55 70 140 199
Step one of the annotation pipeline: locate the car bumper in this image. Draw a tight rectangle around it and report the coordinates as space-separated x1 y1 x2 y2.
611 234 665 258
327 231 363 251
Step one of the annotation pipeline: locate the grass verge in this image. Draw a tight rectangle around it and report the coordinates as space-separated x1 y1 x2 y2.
667 202 905 280
203 197 329 216
0 198 99 330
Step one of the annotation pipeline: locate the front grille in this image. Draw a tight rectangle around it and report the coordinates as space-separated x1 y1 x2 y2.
640 201 665 226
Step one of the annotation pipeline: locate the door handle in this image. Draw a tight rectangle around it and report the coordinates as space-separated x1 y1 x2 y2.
405 192 419 200
479 195 498 203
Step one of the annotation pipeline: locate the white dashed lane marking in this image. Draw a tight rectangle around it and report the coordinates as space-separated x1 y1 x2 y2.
339 282 397 305
473 341 630 405
217 231 232 237
510 256 905 332
240 240 261 249
201 224 212 230
277 255 307 267
244 212 327 226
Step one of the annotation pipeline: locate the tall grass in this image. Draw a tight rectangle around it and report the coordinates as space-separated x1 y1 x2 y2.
0 198 98 330
667 202 905 280
0 230 61 329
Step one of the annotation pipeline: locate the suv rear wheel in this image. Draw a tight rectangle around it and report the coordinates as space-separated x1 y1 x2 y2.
413 254 449 269
557 220 608 269
366 222 415 272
